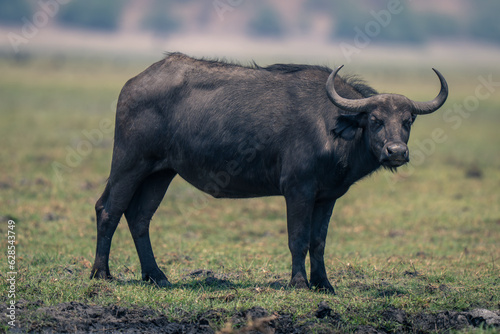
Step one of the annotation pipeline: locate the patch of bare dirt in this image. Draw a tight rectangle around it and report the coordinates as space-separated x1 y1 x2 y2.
14 301 213 333
5 300 500 333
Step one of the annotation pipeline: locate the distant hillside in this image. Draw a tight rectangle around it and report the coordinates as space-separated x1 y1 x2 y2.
1 0 498 44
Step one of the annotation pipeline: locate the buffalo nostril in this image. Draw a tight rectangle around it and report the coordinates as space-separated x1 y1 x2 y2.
386 144 400 156
382 143 409 166
386 143 407 159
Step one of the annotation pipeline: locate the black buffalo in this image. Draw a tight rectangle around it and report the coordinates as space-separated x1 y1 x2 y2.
90 53 448 293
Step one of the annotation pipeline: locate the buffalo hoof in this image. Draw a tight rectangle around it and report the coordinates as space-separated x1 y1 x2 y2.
142 269 171 288
150 278 171 288
311 280 336 294
289 274 310 290
90 268 113 280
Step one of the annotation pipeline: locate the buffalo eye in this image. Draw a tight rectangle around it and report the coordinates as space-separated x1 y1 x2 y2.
403 120 412 131
370 116 383 131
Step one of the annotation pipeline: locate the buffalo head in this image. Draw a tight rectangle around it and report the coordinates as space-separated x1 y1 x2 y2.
327 65 448 168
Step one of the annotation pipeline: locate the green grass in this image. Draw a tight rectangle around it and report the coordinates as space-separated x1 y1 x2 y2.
0 55 499 333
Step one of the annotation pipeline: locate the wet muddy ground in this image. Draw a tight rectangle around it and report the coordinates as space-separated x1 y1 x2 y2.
5 299 500 333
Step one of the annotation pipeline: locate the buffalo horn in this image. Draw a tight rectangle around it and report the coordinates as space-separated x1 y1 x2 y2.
409 68 449 115
326 65 376 113
326 66 449 115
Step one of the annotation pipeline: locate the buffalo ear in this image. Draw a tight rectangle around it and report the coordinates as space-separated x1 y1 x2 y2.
331 114 367 140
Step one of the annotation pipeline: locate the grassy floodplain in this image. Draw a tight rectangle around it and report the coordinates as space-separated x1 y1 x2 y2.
0 53 499 333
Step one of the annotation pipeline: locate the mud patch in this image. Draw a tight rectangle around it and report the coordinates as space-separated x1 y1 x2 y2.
411 309 500 332
380 307 500 333
16 301 213 334
185 269 235 288
315 301 334 319
7 300 500 333
229 306 276 333
382 307 406 324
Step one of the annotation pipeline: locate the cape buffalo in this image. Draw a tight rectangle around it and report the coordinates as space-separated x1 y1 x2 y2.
90 53 448 293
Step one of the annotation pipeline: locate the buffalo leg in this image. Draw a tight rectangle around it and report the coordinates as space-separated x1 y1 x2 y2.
124 169 176 287
285 191 315 289
90 170 147 280
309 200 336 294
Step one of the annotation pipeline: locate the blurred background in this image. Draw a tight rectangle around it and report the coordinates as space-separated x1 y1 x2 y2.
1 0 500 64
